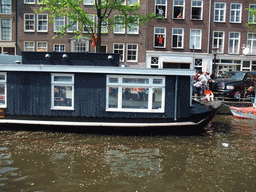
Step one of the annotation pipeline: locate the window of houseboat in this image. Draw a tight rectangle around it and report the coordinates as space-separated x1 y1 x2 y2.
51 74 74 110
106 75 165 113
0 73 7 108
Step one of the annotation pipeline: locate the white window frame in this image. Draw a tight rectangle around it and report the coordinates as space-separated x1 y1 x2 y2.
127 16 139 34
230 3 242 23
24 0 35 4
214 2 226 22
0 0 11 14
191 0 203 20
228 32 240 54
0 72 7 108
106 75 165 113
113 15 125 34
24 13 35 32
128 0 139 6
113 43 125 62
172 28 184 49
155 0 167 18
37 14 48 32
213 31 225 53
247 33 256 55
83 14 94 33
51 74 74 110
0 18 11 41
173 0 185 19
83 0 94 5
67 17 78 33
153 27 166 48
37 41 48 52
248 4 256 24
71 38 90 52
189 29 202 49
54 16 65 32
54 44 66 52
126 44 138 62
24 41 35 51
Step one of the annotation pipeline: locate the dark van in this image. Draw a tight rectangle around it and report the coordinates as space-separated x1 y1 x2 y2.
210 71 256 99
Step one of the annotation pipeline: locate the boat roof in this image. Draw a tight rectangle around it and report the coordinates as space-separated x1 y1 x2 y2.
0 64 195 76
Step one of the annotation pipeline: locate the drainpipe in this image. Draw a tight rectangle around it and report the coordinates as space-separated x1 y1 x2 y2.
174 76 178 121
15 0 18 55
207 0 212 54
144 0 149 68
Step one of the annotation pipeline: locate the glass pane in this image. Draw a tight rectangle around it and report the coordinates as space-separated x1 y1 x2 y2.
0 84 5 106
54 76 72 82
108 87 118 108
122 78 149 84
109 78 118 83
0 75 5 81
54 85 72 107
153 88 162 109
122 88 148 109
153 79 163 84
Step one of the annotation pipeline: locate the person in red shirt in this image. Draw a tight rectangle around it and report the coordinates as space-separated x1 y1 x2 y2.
203 86 214 101
157 35 164 46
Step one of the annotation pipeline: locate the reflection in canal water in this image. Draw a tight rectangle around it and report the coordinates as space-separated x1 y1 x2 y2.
0 115 255 191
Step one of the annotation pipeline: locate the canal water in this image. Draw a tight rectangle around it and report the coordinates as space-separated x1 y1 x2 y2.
0 115 255 192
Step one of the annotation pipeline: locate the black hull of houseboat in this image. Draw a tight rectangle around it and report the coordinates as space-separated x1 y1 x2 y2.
0 100 222 134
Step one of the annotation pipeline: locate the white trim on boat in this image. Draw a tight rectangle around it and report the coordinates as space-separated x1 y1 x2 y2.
0 118 206 127
0 64 196 76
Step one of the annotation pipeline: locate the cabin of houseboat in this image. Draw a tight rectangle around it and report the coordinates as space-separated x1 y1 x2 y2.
0 52 220 128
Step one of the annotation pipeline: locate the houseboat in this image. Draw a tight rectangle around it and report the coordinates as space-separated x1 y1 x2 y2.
0 52 221 132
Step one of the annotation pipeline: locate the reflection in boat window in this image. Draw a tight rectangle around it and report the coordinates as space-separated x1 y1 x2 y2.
223 72 245 80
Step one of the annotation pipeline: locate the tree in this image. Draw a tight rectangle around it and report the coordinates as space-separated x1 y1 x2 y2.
37 0 157 53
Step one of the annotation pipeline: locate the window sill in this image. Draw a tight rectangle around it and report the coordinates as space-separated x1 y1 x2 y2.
51 107 74 111
106 108 164 113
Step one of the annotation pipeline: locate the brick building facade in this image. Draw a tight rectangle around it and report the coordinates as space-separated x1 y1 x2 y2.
1 0 256 73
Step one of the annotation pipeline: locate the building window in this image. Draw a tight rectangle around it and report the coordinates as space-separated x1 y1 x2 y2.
230 3 242 23
37 41 47 52
0 19 11 40
128 0 138 6
150 57 159 68
101 20 108 33
191 0 203 20
106 75 165 113
173 0 184 19
37 14 48 32
127 44 138 62
155 0 167 18
24 0 35 4
154 27 166 48
249 4 256 24
113 15 125 34
67 17 78 33
71 38 89 52
194 59 202 73
51 74 74 110
83 0 94 5
113 43 124 62
0 73 7 108
54 44 65 52
213 31 224 53
189 29 202 49
0 0 11 14
229 32 240 54
83 14 94 33
24 14 35 32
214 2 226 22
54 16 65 32
172 28 184 49
24 41 35 51
127 16 139 34
247 33 256 55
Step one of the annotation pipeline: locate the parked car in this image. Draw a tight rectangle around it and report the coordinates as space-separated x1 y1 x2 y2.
210 71 256 99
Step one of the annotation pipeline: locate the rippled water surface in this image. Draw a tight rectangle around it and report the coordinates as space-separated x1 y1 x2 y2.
0 115 255 192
